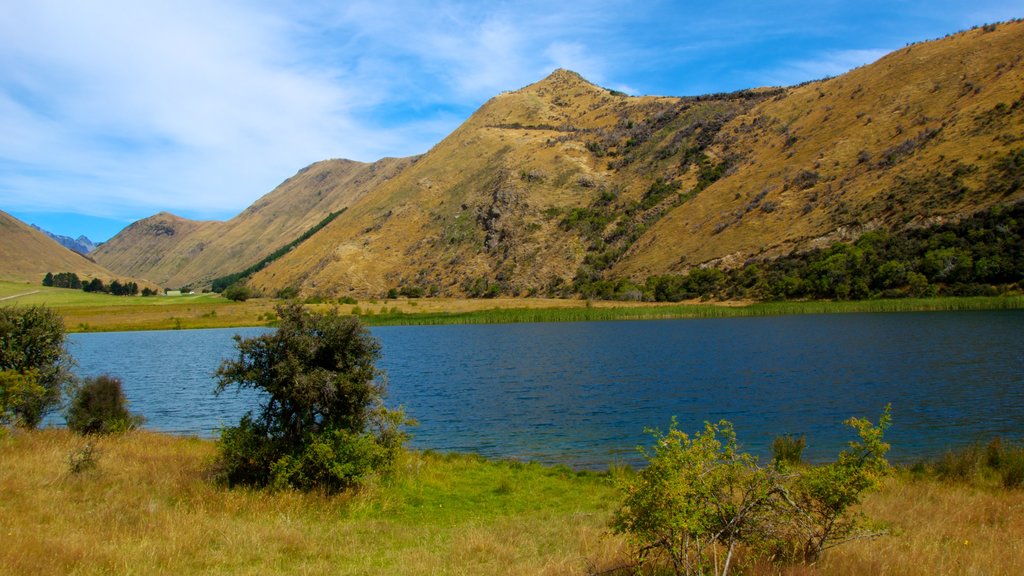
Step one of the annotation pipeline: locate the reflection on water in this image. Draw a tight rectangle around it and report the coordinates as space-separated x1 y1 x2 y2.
66 310 1024 468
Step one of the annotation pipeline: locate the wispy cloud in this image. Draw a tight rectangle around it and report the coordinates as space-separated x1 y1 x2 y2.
754 48 892 87
1 0 1021 240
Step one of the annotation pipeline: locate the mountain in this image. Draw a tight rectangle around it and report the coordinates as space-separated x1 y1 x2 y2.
0 210 135 284
92 157 415 289
97 21 1024 298
30 225 96 254
244 22 1024 298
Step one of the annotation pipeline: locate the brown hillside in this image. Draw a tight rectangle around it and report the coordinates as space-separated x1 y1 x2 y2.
93 157 415 288
248 22 1024 298
0 210 146 285
617 21 1024 277
248 70 774 297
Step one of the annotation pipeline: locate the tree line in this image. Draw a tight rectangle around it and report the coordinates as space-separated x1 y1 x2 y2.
580 200 1024 302
42 272 156 296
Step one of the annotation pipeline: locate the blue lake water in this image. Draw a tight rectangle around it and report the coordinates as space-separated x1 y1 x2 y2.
63 310 1024 468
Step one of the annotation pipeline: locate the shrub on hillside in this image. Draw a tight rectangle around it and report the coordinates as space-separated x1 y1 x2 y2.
66 374 143 434
213 304 409 492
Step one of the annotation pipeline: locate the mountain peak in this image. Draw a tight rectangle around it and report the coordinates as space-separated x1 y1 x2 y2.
526 68 601 93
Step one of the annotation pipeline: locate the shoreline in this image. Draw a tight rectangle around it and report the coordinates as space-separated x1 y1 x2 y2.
68 295 1024 332
2 281 1021 332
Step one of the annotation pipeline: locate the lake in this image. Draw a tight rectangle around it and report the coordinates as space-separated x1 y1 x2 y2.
63 310 1024 468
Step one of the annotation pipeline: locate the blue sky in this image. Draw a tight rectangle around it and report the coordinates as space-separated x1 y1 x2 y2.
2 1 1022 242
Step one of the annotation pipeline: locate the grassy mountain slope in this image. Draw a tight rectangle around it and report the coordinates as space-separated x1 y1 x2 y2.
249 21 1024 298
617 21 1024 277
248 71 777 297
92 157 414 289
0 210 141 285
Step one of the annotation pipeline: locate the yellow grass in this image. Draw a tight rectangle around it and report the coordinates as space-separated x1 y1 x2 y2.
2 430 1023 575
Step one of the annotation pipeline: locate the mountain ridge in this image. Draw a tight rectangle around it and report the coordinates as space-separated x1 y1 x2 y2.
0 210 148 286
91 20 1024 298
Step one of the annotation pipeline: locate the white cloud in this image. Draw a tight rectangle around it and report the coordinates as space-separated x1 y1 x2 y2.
0 0 407 222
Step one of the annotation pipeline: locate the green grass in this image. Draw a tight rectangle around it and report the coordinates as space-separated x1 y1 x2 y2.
3 280 1022 332
0 430 624 575
359 296 1024 326
0 281 222 307
4 430 1024 575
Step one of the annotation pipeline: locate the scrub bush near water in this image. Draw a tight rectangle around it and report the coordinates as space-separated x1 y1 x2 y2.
66 374 143 434
213 303 410 492
613 406 892 575
0 305 74 430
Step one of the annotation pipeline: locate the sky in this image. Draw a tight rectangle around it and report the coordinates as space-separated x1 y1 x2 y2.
2 1 1022 243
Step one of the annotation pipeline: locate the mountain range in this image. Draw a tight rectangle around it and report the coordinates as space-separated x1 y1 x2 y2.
66 21 1024 296
0 210 132 285
29 225 96 255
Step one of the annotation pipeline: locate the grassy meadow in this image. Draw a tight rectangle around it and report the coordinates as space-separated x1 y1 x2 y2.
2 279 1022 333
2 429 1023 575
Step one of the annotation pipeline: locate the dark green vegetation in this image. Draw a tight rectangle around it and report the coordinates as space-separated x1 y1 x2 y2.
581 200 1024 302
913 438 1024 489
213 303 408 492
42 272 146 296
66 374 143 435
0 306 73 429
355 296 1024 326
613 409 892 575
210 209 346 293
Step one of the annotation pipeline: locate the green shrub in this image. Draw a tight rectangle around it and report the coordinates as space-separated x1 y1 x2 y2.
66 374 143 434
772 434 806 466
222 283 252 302
613 407 892 574
214 304 409 492
928 438 1024 488
0 306 74 428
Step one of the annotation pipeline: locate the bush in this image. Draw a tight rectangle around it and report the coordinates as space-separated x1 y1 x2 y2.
66 374 143 434
772 434 806 466
0 306 74 428
222 283 252 302
613 407 892 574
927 438 1024 489
214 304 409 492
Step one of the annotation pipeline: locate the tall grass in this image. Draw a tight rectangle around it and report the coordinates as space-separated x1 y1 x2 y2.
361 296 1024 326
3 430 1023 575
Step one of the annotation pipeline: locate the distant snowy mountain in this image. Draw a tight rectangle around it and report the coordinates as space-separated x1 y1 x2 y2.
30 224 97 254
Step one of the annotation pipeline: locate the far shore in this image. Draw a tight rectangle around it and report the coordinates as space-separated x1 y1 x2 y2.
2 280 1021 333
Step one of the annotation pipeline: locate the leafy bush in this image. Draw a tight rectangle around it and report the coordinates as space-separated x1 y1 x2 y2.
222 283 252 302
613 407 892 574
66 374 143 434
613 419 777 575
0 306 74 428
213 304 409 492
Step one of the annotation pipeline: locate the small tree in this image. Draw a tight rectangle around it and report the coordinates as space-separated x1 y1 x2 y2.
0 306 74 428
214 304 408 491
66 374 143 434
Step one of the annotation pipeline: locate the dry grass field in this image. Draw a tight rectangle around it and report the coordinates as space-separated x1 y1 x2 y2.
2 430 1023 575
